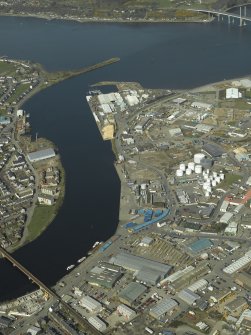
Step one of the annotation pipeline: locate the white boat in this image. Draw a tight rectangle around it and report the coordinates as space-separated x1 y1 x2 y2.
92 241 100 249
66 264 74 271
77 256 86 263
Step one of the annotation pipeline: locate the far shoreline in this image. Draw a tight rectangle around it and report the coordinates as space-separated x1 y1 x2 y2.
0 12 213 25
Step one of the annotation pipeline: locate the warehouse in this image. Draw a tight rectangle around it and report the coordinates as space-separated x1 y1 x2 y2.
117 304 136 320
188 239 213 253
79 296 102 313
220 200 229 213
161 266 194 285
149 298 178 320
224 297 248 317
235 272 251 290
223 251 251 274
202 143 224 158
187 279 208 292
109 252 172 283
88 316 107 332
27 148 55 163
177 288 200 305
119 282 147 306
191 102 212 110
86 262 123 288
220 212 234 224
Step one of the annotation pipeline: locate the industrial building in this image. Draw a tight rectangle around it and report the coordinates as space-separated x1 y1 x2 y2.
88 316 107 332
86 262 123 288
119 282 147 306
161 266 194 285
117 304 136 320
187 279 208 292
188 239 213 253
220 200 229 213
202 143 224 158
235 272 251 290
79 295 102 313
27 148 55 163
220 212 234 224
226 88 242 99
223 250 251 274
149 298 178 320
177 288 200 305
224 297 248 317
109 251 172 285
191 102 212 110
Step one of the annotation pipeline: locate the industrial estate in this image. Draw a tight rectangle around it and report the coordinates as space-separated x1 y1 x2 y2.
2 61 251 335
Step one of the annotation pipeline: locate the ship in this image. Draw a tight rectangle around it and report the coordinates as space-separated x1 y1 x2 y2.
92 241 101 249
66 264 74 271
77 256 86 263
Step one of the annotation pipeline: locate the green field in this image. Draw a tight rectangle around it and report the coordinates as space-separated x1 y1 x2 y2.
219 173 241 188
0 61 17 75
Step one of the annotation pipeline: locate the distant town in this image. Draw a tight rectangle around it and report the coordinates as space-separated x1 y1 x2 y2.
2 72 251 335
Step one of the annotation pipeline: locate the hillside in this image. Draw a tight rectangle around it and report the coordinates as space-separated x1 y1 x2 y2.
0 0 248 22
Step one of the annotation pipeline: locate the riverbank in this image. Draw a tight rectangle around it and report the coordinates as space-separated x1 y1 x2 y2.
0 12 212 25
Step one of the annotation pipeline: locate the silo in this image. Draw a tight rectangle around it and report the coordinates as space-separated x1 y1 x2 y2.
180 163 186 171
188 162 195 171
215 176 221 184
220 173 225 180
195 165 202 174
176 169 184 177
186 168 192 175
212 180 217 187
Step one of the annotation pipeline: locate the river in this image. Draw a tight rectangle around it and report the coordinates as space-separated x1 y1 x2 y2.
0 15 251 301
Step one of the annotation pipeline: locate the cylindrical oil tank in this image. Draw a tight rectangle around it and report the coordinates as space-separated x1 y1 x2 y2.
176 169 183 177
195 165 203 174
194 153 205 164
200 158 213 169
186 168 192 175
180 163 186 171
188 162 195 171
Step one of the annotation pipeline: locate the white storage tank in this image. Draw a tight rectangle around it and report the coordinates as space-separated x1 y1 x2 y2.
220 173 225 180
195 165 202 174
212 180 217 187
194 153 205 164
205 191 210 197
213 171 217 178
206 186 212 193
188 162 195 171
215 176 221 184
186 168 192 175
180 163 186 171
176 169 184 177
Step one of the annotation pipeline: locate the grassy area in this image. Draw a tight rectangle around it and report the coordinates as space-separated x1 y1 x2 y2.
0 61 17 76
26 205 57 242
219 173 241 188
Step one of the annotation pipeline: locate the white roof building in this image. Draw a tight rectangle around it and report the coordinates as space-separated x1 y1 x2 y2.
79 296 102 313
220 200 229 213
223 250 251 274
226 88 242 99
27 148 55 163
150 298 178 319
178 289 200 305
220 212 233 224
187 279 208 292
225 221 238 236
88 316 107 332
117 304 136 320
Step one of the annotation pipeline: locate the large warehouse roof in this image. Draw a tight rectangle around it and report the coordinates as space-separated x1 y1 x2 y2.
150 298 178 319
178 288 200 305
119 282 147 305
202 143 224 158
109 252 172 280
187 279 208 292
28 148 55 162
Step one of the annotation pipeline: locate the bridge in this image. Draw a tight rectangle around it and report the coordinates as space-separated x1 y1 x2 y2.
191 6 251 26
0 245 101 334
